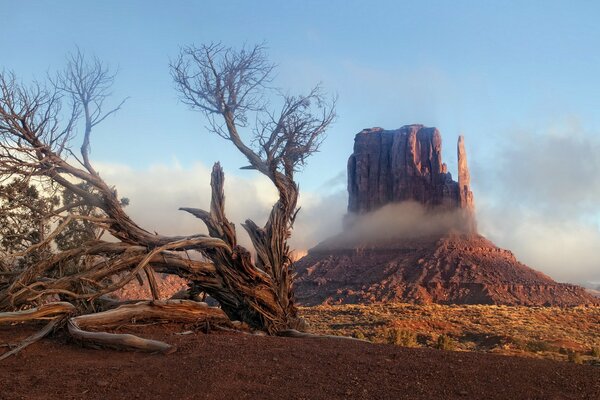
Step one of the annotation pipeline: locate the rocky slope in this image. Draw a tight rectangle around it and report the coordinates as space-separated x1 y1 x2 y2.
294 233 597 306
295 125 597 306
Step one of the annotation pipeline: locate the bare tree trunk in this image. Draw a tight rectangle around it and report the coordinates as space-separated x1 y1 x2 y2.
181 163 304 334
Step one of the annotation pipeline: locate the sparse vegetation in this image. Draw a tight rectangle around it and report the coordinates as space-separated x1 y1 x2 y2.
353 330 366 340
568 351 583 364
525 340 553 353
301 303 600 363
385 328 418 347
436 334 457 351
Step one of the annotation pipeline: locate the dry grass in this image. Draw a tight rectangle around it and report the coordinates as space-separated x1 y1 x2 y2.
301 304 600 364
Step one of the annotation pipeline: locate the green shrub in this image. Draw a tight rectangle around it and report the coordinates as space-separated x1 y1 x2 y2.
436 334 457 351
386 328 418 347
568 351 583 364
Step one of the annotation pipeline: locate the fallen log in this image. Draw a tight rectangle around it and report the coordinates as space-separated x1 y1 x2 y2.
67 319 175 354
68 299 229 328
0 319 60 361
66 299 231 353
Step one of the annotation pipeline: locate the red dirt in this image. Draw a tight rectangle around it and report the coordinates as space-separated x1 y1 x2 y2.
1 323 599 399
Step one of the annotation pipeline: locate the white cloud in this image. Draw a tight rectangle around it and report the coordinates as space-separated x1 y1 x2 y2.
93 160 344 251
475 118 600 285
94 161 270 241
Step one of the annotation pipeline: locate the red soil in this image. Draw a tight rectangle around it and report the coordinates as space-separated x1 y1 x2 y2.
1 323 599 400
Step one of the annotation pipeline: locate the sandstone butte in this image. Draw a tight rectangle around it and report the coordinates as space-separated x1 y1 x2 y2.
294 124 598 306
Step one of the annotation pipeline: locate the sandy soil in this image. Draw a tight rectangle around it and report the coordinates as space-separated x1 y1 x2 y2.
1 323 599 400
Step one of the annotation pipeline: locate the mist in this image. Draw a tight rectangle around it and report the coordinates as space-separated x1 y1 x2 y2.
474 121 600 286
327 202 471 248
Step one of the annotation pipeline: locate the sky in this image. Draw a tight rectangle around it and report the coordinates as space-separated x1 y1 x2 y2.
2 1 600 285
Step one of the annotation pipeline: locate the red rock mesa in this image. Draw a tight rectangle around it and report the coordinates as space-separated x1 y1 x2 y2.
295 125 597 306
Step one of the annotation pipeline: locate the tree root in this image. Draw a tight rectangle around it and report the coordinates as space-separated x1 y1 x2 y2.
66 299 230 353
0 319 60 361
69 299 229 328
277 329 368 342
67 319 175 354
0 300 232 357
0 303 76 361
0 302 76 323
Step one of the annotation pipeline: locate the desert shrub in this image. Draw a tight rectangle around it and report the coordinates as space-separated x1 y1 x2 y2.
436 334 457 351
591 346 600 358
509 337 527 350
353 330 366 340
567 351 583 364
386 328 418 347
525 340 552 353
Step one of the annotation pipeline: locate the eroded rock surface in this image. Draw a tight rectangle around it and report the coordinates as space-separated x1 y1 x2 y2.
347 125 475 231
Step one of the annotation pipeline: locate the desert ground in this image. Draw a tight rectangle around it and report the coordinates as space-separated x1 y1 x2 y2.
302 304 600 364
1 304 599 400
0 323 599 400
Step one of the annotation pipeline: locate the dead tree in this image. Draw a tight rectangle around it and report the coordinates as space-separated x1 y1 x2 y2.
0 45 335 354
171 43 336 332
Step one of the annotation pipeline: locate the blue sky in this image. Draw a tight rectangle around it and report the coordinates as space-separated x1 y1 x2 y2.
3 1 600 283
3 1 599 187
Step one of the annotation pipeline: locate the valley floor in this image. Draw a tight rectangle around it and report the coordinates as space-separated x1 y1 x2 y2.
301 304 600 364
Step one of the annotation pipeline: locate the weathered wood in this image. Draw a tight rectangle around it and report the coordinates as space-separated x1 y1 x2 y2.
67 300 230 353
180 163 304 334
0 44 333 340
0 302 76 323
67 320 174 354
0 319 60 361
69 299 229 328
0 303 76 360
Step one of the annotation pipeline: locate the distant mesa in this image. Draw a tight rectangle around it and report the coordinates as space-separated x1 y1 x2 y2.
295 124 597 306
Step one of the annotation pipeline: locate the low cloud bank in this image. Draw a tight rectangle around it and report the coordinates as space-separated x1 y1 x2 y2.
332 202 471 247
95 161 275 249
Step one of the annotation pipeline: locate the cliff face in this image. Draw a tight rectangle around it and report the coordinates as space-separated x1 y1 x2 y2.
347 125 475 231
